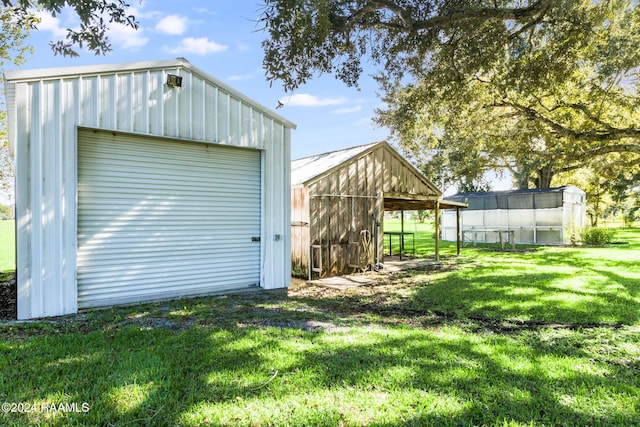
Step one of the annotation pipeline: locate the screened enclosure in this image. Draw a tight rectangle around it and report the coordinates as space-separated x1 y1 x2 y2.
441 186 586 245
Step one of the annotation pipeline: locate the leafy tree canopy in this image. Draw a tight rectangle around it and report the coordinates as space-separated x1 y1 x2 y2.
1 0 138 57
260 0 640 190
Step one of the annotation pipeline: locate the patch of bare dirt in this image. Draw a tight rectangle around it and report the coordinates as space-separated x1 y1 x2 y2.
0 273 17 320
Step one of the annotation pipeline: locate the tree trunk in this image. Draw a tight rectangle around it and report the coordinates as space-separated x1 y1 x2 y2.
512 165 531 190
534 164 554 188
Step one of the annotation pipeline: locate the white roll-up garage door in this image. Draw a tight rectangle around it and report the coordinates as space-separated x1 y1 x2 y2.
77 128 262 308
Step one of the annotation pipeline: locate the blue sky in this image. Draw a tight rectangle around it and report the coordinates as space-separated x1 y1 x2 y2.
13 0 390 160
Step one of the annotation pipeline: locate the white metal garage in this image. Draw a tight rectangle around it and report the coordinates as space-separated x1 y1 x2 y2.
77 128 262 308
4 58 295 319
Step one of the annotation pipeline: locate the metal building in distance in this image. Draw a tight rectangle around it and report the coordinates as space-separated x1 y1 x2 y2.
442 186 586 246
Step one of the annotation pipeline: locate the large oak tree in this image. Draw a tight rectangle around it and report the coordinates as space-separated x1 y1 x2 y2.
259 0 640 189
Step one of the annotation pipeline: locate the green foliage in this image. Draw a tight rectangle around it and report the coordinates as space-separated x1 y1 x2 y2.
0 204 12 220
261 0 559 92
1 1 138 57
581 226 615 246
260 1 640 191
625 206 640 227
0 5 35 66
291 265 307 278
375 0 640 190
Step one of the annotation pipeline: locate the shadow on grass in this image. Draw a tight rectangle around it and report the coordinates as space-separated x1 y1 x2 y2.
1 316 638 426
2 230 638 425
414 272 638 325
404 245 640 325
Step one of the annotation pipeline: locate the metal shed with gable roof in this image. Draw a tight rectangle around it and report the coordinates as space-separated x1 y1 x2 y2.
4 58 296 319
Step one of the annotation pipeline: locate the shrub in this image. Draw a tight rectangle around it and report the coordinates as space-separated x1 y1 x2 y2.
0 205 14 220
581 227 615 246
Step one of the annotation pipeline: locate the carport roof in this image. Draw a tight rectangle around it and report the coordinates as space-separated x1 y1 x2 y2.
384 197 468 211
292 142 466 211
291 142 378 186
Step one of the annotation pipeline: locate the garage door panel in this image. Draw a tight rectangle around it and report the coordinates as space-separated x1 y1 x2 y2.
78 261 260 285
80 144 259 166
77 129 262 309
78 249 260 269
79 170 260 188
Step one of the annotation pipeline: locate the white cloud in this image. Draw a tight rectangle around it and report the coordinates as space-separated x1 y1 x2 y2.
166 37 228 55
156 14 189 35
125 5 163 20
195 7 216 15
33 8 148 50
280 93 348 107
109 23 149 50
355 117 374 126
332 105 362 114
228 73 255 81
34 10 72 38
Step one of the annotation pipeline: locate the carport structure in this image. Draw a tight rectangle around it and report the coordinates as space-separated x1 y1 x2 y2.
291 142 466 278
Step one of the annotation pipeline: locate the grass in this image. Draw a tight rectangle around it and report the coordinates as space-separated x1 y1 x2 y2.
383 218 443 258
0 220 15 272
0 229 639 426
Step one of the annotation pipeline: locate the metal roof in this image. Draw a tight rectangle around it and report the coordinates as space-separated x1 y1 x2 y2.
448 186 584 199
3 57 297 130
291 141 459 211
291 142 379 185
444 186 584 210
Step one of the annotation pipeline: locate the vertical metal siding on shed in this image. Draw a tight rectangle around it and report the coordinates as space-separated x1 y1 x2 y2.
291 143 440 277
77 129 261 308
6 59 294 319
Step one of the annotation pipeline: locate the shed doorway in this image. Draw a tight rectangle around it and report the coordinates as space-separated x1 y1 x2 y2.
77 128 262 308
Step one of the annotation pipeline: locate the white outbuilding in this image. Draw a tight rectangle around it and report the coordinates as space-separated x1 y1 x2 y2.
4 58 296 319
442 186 586 246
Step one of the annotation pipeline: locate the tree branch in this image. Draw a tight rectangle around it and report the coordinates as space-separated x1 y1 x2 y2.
342 0 555 33
496 100 640 142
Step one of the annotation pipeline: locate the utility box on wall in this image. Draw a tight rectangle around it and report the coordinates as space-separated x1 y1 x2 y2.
442 186 586 246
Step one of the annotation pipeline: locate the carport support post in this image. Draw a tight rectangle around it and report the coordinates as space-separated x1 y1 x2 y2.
400 209 405 259
456 207 461 256
435 201 440 262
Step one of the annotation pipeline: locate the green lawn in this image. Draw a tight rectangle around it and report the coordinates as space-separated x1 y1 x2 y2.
383 217 445 258
1 229 639 426
0 220 15 272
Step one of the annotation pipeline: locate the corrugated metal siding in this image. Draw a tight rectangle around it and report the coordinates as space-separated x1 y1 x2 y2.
77 129 261 308
7 60 293 319
260 118 291 289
